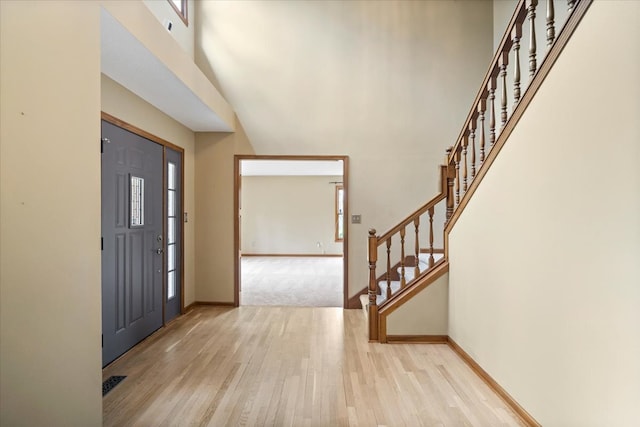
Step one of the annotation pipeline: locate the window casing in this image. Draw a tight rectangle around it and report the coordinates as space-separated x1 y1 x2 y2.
168 0 188 26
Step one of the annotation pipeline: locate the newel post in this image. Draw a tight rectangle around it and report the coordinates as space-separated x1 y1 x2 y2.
445 147 455 221
367 229 379 341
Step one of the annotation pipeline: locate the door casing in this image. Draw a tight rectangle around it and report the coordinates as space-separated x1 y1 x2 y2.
233 155 349 308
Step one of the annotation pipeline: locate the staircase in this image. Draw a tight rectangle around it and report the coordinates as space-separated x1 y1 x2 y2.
364 0 593 343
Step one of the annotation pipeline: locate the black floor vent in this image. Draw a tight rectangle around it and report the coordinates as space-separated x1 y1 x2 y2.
102 375 126 397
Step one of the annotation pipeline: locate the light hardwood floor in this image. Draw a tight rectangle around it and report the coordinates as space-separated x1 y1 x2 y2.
103 306 525 426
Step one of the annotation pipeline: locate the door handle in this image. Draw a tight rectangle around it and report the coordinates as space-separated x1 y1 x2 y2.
155 248 164 255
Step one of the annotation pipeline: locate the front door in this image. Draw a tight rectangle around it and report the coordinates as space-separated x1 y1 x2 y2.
101 120 163 367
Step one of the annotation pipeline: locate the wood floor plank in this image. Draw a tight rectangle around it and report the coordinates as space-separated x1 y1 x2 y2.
103 306 526 426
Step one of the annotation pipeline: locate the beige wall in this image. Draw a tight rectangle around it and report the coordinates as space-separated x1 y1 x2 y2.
448 2 640 425
195 123 255 303
103 0 235 131
241 175 343 255
0 1 102 426
101 75 197 307
386 273 448 336
493 0 517 52
143 0 195 58
195 0 494 300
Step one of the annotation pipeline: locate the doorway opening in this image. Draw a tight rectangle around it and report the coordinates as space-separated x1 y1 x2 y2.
234 155 349 308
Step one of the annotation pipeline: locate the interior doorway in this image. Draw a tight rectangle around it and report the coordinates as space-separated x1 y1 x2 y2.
234 156 349 307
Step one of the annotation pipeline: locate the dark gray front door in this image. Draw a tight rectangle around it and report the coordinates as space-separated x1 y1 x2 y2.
101 120 163 367
164 148 182 323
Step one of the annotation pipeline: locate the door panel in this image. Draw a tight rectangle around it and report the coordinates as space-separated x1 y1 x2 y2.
102 120 163 367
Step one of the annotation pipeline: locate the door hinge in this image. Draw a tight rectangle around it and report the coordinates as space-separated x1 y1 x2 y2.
102 334 104 348
101 237 103 251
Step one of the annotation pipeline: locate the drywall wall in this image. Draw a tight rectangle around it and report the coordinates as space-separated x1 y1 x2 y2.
195 124 255 303
448 2 640 425
241 175 343 255
102 0 235 132
143 0 195 58
386 272 448 336
0 1 102 425
195 0 494 301
101 74 197 307
493 0 518 52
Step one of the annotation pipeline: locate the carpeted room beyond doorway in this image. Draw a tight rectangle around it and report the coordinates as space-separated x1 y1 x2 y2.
240 256 343 307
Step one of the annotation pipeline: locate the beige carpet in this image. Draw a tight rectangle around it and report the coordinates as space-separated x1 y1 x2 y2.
240 256 343 307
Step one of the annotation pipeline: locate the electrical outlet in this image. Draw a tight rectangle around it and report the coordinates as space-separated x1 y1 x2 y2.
351 214 361 224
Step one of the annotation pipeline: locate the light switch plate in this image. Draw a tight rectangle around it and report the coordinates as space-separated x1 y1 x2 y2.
351 214 361 224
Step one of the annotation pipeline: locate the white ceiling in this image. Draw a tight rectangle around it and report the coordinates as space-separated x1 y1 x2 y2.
241 160 344 177
100 8 232 132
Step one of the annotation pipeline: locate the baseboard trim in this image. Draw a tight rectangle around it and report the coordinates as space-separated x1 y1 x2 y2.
387 335 448 344
242 253 343 258
347 286 368 309
447 338 541 427
193 301 236 307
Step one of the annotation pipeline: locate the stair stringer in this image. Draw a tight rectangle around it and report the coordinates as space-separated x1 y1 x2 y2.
377 260 449 343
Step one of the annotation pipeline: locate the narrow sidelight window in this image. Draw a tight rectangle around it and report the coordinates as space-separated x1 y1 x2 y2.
167 162 177 300
335 184 344 242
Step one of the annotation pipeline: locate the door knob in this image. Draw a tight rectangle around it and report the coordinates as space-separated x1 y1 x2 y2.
155 248 164 255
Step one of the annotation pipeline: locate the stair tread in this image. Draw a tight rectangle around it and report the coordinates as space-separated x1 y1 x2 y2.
396 254 444 280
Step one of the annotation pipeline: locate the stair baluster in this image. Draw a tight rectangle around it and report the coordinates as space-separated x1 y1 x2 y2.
399 227 406 288
446 148 455 221
386 238 392 300
513 23 522 107
428 207 435 268
414 218 420 278
455 146 461 207
478 100 486 164
547 0 555 46
488 77 497 147
499 52 509 130
462 134 469 194
528 0 538 77
469 120 477 180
